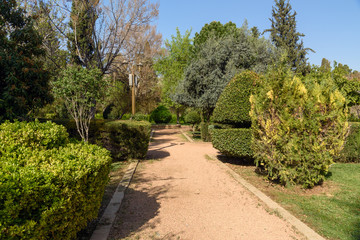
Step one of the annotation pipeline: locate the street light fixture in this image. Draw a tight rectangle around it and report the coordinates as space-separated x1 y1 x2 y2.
124 61 142 116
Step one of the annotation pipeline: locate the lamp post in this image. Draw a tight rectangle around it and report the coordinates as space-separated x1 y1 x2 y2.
126 61 142 116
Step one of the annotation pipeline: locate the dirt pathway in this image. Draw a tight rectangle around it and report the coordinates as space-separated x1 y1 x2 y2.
108 128 303 240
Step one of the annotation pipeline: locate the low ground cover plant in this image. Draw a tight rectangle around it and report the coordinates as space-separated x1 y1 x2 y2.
0 121 112 239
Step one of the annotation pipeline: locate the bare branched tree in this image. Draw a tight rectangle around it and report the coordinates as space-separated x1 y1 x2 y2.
36 0 159 74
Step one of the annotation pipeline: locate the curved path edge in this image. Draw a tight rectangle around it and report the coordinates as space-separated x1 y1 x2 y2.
211 155 326 240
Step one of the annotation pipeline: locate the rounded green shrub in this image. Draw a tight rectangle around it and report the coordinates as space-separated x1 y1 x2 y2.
150 105 172 124
184 111 201 126
212 71 259 127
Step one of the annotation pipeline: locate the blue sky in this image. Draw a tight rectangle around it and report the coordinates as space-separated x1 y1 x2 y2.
154 0 360 71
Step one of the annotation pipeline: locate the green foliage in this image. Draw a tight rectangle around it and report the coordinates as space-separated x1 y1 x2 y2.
101 120 151 160
211 128 252 158
193 21 238 51
250 64 348 188
67 0 97 67
132 113 150 122
52 65 105 141
0 0 52 122
331 62 360 107
0 120 112 240
150 105 172 124
154 28 194 113
200 122 211 142
174 22 274 121
264 0 313 75
0 120 69 150
212 71 259 127
340 122 360 163
184 111 201 125
50 119 151 160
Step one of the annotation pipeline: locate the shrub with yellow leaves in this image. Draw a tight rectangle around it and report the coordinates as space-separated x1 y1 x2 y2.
250 64 348 188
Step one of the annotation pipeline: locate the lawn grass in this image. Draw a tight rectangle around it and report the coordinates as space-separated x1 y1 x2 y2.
223 160 360 240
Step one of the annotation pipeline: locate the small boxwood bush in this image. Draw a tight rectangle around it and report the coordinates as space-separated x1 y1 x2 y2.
150 105 172 124
211 128 252 158
339 122 360 162
100 120 151 160
0 121 112 240
212 71 259 127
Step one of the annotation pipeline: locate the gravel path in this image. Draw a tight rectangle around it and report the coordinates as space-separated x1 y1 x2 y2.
108 128 304 240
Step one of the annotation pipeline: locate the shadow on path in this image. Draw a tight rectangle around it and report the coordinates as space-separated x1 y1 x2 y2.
109 172 177 239
217 154 255 166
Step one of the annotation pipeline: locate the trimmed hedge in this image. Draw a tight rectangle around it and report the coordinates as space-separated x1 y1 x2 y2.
212 71 259 127
0 121 112 240
211 128 252 158
45 119 151 160
100 120 151 160
340 122 360 162
211 71 258 156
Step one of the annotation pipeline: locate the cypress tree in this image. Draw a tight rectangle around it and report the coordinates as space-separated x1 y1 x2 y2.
264 0 313 75
67 0 98 68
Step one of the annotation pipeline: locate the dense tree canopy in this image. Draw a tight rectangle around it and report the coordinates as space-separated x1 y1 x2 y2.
153 28 194 122
193 21 238 52
0 0 52 121
174 22 275 121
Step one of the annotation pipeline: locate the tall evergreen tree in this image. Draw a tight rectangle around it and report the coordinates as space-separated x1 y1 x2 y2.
67 0 98 67
0 0 52 121
264 0 313 75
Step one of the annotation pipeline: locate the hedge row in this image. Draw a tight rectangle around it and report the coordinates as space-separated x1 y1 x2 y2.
0 121 112 239
100 120 151 160
47 119 151 160
340 122 360 163
211 128 252 158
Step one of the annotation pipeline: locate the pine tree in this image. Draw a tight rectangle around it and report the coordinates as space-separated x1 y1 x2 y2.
67 0 98 68
264 0 313 75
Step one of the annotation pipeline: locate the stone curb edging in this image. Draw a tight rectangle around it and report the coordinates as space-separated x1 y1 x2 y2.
90 161 139 240
90 130 154 240
212 155 326 240
180 130 194 143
